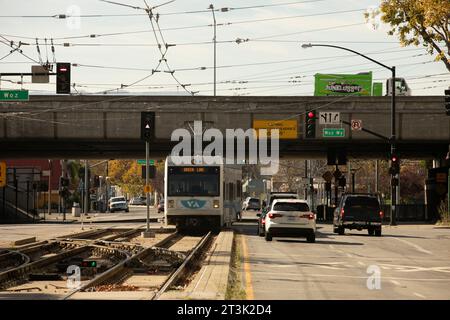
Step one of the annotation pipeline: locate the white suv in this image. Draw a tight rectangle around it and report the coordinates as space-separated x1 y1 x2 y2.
265 199 316 243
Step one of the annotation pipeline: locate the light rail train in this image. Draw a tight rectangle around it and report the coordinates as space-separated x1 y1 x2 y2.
164 156 242 232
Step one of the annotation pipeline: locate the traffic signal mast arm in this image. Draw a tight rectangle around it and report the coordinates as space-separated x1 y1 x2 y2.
341 120 390 141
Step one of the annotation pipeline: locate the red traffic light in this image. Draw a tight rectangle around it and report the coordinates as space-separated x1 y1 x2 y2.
391 156 398 162
308 111 315 119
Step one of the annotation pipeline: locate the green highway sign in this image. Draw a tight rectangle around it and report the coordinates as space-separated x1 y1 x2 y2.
323 128 345 137
137 159 155 165
0 90 29 101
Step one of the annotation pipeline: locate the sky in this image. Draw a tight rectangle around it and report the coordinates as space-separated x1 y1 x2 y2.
0 0 449 96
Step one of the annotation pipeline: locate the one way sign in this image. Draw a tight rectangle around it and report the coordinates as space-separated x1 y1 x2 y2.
319 112 340 125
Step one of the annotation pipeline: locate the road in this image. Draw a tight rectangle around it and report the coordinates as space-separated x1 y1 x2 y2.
235 221 450 300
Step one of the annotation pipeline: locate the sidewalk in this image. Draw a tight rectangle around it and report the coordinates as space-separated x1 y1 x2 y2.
35 209 163 224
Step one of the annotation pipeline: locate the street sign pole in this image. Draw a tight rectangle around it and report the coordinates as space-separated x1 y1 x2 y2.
142 141 155 238
146 141 150 232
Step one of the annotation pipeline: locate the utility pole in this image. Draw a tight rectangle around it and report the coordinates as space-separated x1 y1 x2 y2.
48 160 52 216
84 160 88 215
106 161 110 212
209 4 217 96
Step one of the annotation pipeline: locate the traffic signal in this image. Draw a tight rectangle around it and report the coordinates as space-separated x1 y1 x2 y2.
60 177 69 187
141 165 156 179
81 260 97 268
56 62 71 94
338 176 346 188
389 153 400 175
141 112 155 141
391 177 399 186
305 110 316 138
445 89 450 116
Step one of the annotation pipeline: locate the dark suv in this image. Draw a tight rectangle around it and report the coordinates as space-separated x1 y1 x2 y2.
333 193 383 236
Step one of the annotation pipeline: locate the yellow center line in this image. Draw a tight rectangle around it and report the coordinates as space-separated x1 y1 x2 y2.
241 236 254 300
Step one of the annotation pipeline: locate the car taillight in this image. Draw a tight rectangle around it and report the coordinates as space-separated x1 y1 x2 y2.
261 218 265 224
268 212 282 219
379 211 384 218
301 213 315 220
340 208 345 218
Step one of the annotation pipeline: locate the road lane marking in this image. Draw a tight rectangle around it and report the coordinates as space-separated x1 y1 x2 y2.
346 253 353 258
390 280 401 286
392 237 432 255
413 292 426 299
358 261 365 266
251 271 450 282
241 236 254 300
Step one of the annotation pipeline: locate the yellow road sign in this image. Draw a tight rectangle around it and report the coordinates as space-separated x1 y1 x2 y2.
253 119 298 139
0 162 6 188
144 185 153 193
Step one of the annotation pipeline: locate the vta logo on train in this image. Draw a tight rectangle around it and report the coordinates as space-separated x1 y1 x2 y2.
181 199 207 209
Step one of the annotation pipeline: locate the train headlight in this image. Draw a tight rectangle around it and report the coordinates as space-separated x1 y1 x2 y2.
168 200 174 208
213 200 220 208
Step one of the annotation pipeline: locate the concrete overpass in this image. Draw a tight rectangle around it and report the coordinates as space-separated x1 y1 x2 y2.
0 95 448 159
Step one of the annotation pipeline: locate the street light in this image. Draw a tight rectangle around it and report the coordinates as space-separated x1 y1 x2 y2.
301 43 397 226
208 4 217 97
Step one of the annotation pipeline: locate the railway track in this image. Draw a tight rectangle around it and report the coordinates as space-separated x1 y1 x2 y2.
0 227 214 299
62 231 214 300
0 227 171 295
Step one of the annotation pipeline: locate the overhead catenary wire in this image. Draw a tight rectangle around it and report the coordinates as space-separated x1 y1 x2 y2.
0 0 338 19
0 7 369 41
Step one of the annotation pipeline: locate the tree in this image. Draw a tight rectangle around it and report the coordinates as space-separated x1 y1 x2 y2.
108 160 165 196
367 0 450 71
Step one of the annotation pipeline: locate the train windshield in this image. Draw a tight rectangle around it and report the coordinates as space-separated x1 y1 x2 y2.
168 166 220 196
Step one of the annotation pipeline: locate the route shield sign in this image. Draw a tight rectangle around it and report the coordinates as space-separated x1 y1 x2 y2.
323 128 345 137
351 119 363 131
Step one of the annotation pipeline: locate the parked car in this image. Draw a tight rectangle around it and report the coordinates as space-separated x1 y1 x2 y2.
264 199 316 242
109 196 129 213
130 197 146 205
242 197 261 211
257 209 268 237
333 193 383 236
